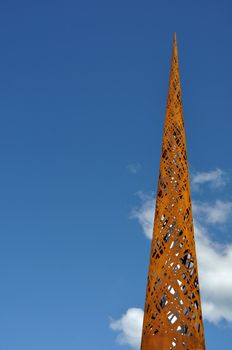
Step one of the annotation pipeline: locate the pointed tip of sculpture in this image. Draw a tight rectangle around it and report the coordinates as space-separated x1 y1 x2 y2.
172 32 178 61
173 32 177 45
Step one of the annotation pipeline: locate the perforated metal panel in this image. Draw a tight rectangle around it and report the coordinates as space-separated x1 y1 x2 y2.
141 34 206 350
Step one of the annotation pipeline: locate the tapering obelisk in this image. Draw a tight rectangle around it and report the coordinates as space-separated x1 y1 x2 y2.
141 34 206 350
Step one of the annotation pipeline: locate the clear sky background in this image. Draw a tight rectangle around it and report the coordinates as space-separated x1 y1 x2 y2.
0 1 232 349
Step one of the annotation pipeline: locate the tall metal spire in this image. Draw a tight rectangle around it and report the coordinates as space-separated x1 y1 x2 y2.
140 34 206 350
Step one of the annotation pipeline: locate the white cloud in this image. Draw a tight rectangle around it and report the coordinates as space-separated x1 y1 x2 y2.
110 308 144 349
192 200 232 224
194 220 232 323
127 163 142 174
191 168 226 189
130 192 155 239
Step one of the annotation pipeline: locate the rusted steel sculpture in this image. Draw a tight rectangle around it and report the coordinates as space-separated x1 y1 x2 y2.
141 34 206 350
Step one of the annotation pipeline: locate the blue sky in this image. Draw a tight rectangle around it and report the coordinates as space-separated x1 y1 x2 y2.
0 1 231 349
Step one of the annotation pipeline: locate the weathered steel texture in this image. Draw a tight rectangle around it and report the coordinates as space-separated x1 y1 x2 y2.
141 34 206 350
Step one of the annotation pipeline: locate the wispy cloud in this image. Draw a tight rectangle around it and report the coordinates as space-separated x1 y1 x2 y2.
194 221 232 324
192 200 232 224
110 308 143 349
130 192 155 239
127 163 142 175
111 169 232 348
191 168 226 189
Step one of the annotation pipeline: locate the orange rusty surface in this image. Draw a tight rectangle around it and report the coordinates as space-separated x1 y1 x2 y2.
141 34 206 350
